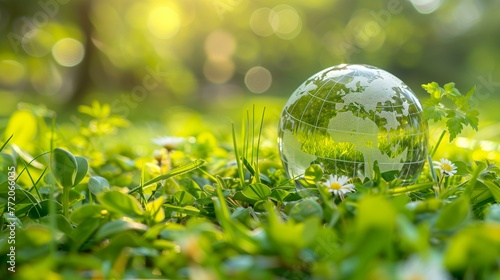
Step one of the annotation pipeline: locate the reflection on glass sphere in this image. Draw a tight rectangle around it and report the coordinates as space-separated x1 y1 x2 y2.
278 64 428 184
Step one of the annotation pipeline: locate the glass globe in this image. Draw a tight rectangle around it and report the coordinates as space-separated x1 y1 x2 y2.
278 64 428 184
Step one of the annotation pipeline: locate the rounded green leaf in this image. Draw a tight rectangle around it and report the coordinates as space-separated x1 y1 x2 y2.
95 220 148 240
241 183 271 201
52 148 77 187
88 176 110 195
74 156 89 186
304 164 324 184
435 197 469 231
98 190 144 218
70 204 107 224
146 196 165 223
289 198 323 222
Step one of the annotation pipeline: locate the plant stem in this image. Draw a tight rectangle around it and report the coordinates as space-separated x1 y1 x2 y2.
63 186 70 218
431 130 447 157
232 123 245 189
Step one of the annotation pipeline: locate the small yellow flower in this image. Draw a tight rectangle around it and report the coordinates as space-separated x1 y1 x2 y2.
152 136 184 151
322 174 355 197
433 158 457 176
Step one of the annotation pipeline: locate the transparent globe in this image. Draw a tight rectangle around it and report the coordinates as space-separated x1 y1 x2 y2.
278 64 428 184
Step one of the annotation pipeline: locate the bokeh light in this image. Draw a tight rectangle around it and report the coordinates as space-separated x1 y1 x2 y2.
0 60 25 86
147 7 180 39
22 29 54 57
203 58 235 84
0 0 497 123
410 0 443 14
249 8 276 37
270 5 302 40
204 30 236 60
52 38 85 67
250 5 302 40
244 66 272 93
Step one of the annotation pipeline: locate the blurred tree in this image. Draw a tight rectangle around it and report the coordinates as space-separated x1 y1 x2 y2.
0 0 498 113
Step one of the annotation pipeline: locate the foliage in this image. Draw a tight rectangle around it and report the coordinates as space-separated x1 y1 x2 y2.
422 82 479 142
0 97 499 280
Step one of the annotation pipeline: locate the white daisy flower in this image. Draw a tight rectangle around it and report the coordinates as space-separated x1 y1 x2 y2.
152 136 184 151
433 158 457 176
322 174 355 197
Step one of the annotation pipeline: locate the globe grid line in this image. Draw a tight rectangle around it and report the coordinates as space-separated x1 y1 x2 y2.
291 80 419 110
281 156 427 166
279 64 428 183
282 110 427 137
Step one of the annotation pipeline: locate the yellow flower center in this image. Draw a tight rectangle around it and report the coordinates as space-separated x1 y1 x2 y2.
442 163 453 172
330 182 342 190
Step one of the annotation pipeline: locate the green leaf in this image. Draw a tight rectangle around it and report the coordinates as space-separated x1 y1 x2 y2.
241 183 271 202
381 170 399 182
28 200 63 219
443 82 461 98
455 85 476 110
230 207 250 224
178 178 203 198
444 224 500 271
70 218 101 250
128 159 206 194
465 110 479 131
445 110 465 141
74 156 88 186
434 197 469 231
95 220 148 240
98 190 144 218
70 204 106 224
164 204 201 216
52 148 77 187
146 196 165 223
264 201 319 251
40 214 73 235
304 164 324 184
422 82 442 99
453 160 470 176
289 198 323 222
269 189 289 202
422 100 445 122
0 153 15 182
356 196 396 231
482 180 500 203
88 176 110 195
56 189 85 206
0 181 38 205
173 190 196 206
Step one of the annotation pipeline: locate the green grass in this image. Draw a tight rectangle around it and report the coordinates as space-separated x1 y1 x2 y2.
0 100 499 280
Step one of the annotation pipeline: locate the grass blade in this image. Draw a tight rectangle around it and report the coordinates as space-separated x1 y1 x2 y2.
128 159 206 194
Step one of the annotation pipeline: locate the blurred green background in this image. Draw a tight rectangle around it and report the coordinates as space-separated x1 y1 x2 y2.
0 0 499 121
